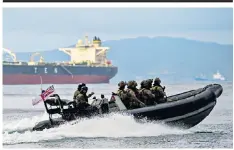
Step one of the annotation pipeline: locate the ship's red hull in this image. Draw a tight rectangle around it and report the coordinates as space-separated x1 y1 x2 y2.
3 74 110 85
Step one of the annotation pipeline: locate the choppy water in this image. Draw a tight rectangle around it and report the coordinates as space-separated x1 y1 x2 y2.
2 82 233 148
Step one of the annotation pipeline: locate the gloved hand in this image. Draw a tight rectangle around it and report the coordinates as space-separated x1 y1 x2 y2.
91 92 95 95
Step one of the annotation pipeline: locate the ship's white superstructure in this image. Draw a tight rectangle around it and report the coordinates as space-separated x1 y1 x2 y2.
213 71 225 81
59 36 111 66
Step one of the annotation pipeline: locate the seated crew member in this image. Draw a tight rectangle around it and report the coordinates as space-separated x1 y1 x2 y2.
139 80 155 106
151 78 167 103
126 80 146 109
132 80 141 99
75 86 94 109
116 81 129 107
73 83 86 100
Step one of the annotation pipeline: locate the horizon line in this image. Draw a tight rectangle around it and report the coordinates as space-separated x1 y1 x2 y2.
3 35 233 53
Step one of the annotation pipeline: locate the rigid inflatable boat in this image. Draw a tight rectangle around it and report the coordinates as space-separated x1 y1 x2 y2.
32 84 223 131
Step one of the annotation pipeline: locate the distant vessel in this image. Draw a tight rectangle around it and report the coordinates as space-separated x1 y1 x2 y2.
3 36 118 85
213 71 225 81
194 74 208 81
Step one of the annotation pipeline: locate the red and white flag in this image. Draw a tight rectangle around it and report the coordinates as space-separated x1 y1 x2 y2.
32 85 55 106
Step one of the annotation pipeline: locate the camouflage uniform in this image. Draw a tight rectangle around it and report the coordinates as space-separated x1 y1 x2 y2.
146 79 153 89
75 86 94 109
151 78 167 103
117 89 127 99
73 90 80 100
126 80 146 109
76 93 88 104
132 80 141 99
139 80 155 106
116 81 129 108
73 83 86 100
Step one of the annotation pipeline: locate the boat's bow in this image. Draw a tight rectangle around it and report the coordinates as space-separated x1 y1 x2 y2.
205 84 223 98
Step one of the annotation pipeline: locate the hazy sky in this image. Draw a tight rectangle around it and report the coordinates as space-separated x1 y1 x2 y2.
3 8 233 52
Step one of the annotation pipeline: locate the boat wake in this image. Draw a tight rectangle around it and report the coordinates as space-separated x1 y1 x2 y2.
3 111 50 134
3 112 191 145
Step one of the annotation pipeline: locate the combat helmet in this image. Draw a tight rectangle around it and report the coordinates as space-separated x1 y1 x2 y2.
78 83 86 91
127 80 135 89
154 77 161 85
146 79 153 88
118 81 126 88
132 80 138 87
147 79 153 84
140 80 147 88
81 86 88 93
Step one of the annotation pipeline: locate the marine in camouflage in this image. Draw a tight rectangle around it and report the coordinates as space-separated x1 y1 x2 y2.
139 80 155 106
151 77 167 103
126 80 146 109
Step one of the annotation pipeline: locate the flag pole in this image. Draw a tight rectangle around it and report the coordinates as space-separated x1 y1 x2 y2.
40 75 43 92
40 76 52 124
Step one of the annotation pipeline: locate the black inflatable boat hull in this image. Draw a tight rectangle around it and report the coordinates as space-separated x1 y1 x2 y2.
32 118 66 131
32 84 223 131
125 84 222 128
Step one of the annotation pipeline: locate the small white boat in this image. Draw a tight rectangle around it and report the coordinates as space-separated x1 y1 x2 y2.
213 71 225 81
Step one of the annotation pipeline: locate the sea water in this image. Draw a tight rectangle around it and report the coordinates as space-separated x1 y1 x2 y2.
2 82 233 148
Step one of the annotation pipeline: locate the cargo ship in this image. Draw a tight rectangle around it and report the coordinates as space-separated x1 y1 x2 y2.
3 36 118 85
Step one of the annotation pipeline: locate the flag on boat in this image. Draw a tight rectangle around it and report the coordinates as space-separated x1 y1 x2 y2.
32 85 55 106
